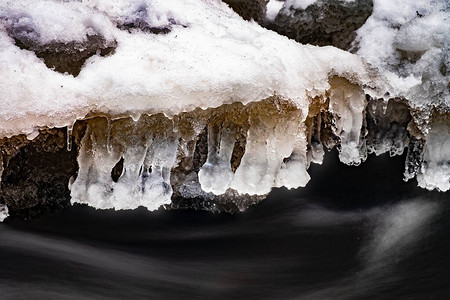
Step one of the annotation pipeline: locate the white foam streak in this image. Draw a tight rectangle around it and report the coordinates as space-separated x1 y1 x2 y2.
362 199 440 266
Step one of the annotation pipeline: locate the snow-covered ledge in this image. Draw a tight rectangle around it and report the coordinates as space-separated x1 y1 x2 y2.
0 0 448 219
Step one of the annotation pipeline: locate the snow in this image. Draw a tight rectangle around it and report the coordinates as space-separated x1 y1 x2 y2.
0 0 381 140
286 0 319 10
266 0 284 22
354 0 450 113
283 0 357 11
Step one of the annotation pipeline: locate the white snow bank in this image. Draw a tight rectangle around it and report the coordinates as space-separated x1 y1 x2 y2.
354 0 450 116
0 0 383 139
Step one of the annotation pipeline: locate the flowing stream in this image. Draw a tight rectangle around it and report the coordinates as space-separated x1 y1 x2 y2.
1 150 448 299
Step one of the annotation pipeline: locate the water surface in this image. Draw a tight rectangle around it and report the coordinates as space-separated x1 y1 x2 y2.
1 151 449 299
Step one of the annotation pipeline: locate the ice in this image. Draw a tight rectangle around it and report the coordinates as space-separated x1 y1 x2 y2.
366 98 411 157
230 101 309 195
0 203 8 222
329 77 367 165
351 0 449 190
67 99 316 210
417 116 450 192
0 155 5 222
198 125 236 195
140 137 178 210
70 118 122 209
70 116 179 210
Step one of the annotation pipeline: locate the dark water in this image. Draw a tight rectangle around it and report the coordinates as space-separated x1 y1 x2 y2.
1 151 449 299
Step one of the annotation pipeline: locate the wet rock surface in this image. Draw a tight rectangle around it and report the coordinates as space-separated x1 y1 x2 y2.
266 0 373 50
222 0 269 23
0 128 81 218
12 35 116 77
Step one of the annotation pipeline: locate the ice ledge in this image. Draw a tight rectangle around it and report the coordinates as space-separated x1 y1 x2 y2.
0 90 448 218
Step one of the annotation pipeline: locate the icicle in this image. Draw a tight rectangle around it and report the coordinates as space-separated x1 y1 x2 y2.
70 118 122 209
231 105 308 195
382 98 389 114
0 153 8 222
274 115 310 189
404 136 424 182
130 113 141 123
141 136 178 210
416 115 450 192
276 147 310 189
66 124 73 151
306 112 325 166
26 129 40 141
70 114 182 211
329 77 366 166
198 124 236 195
113 141 149 210
0 152 3 194
172 117 178 133
106 117 112 153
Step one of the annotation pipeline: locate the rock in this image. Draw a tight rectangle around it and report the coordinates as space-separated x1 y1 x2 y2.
267 0 373 50
222 0 269 23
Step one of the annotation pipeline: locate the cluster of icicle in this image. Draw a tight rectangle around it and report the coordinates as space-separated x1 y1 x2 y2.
67 76 448 212
69 97 309 211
